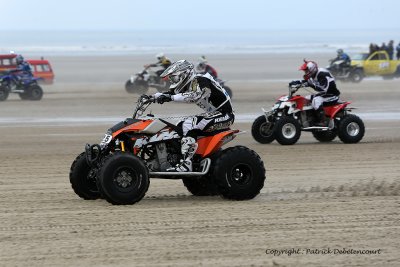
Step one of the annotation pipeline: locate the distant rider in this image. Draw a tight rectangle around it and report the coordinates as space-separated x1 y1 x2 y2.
195 55 218 79
330 49 351 74
13 55 33 76
145 53 172 79
153 60 234 172
9 55 33 84
289 60 340 126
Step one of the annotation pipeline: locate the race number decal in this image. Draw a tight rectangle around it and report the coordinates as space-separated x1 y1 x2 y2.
379 62 389 69
100 133 112 148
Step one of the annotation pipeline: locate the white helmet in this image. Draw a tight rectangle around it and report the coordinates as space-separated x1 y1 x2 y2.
16 55 24 64
299 59 318 81
198 55 207 64
196 55 207 72
196 62 206 73
160 60 195 94
156 52 165 61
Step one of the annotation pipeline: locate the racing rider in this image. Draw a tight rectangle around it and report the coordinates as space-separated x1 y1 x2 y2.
153 60 234 172
13 55 33 77
290 60 341 126
9 55 33 84
330 49 351 74
145 53 172 78
195 55 218 79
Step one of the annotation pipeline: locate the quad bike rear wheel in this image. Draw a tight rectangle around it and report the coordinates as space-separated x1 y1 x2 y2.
213 146 265 200
182 176 219 196
223 86 233 99
251 115 275 144
350 69 364 83
69 152 101 200
338 114 365 143
18 92 30 100
182 151 222 196
125 80 149 94
312 130 337 142
98 152 149 205
28 85 43 100
274 116 301 145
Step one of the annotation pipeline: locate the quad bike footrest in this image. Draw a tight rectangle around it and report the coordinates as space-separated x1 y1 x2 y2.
149 158 211 178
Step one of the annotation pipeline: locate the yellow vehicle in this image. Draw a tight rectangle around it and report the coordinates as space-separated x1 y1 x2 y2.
351 51 400 79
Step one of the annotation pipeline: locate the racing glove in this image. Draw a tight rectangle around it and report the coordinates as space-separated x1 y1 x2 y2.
301 80 309 87
289 80 302 87
156 94 172 104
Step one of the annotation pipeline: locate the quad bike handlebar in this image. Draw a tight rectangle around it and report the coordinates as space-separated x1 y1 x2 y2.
288 84 301 96
132 94 155 118
288 80 311 97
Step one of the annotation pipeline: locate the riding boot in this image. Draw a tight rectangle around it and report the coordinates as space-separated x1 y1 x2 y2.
315 107 327 126
167 137 198 172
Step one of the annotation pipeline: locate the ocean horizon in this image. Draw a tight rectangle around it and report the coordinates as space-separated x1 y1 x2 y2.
1 29 398 56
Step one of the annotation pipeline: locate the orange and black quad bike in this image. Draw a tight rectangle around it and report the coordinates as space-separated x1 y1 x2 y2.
70 95 266 205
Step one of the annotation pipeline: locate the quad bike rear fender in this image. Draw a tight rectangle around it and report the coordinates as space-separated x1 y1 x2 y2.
324 102 351 118
196 130 240 157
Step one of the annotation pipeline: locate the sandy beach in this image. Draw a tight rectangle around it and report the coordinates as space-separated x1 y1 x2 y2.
0 54 399 267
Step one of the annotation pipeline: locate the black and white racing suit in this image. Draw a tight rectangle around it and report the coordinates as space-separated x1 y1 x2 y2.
172 73 234 137
168 73 234 171
304 68 341 110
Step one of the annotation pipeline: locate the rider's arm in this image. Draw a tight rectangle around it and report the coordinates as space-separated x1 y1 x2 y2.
171 83 203 103
148 62 161 67
206 65 218 78
307 74 332 93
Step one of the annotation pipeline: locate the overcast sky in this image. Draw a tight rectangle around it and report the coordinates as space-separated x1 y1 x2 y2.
1 0 399 31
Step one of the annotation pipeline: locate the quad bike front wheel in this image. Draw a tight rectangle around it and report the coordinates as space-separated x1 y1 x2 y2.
274 116 301 145
213 146 265 200
69 152 101 200
251 115 275 144
98 152 149 205
338 114 365 143
0 86 9 101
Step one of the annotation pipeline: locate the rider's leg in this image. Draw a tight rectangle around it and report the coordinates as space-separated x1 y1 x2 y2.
167 112 234 172
169 136 198 172
312 96 327 126
167 117 202 172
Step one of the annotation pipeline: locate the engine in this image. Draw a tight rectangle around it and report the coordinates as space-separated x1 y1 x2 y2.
147 141 181 171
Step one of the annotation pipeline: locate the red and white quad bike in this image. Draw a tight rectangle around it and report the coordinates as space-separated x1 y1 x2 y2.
251 84 365 145
70 95 266 205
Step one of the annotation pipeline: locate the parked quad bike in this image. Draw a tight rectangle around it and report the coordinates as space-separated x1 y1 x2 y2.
125 66 170 94
326 60 364 83
70 95 266 205
251 84 365 145
0 71 43 101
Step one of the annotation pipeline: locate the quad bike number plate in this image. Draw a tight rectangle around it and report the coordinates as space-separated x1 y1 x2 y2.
100 134 112 148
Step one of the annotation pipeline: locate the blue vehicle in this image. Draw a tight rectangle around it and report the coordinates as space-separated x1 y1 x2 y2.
0 70 43 101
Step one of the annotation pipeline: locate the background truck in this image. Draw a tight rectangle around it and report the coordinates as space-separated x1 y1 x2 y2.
0 54 55 84
351 50 400 80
